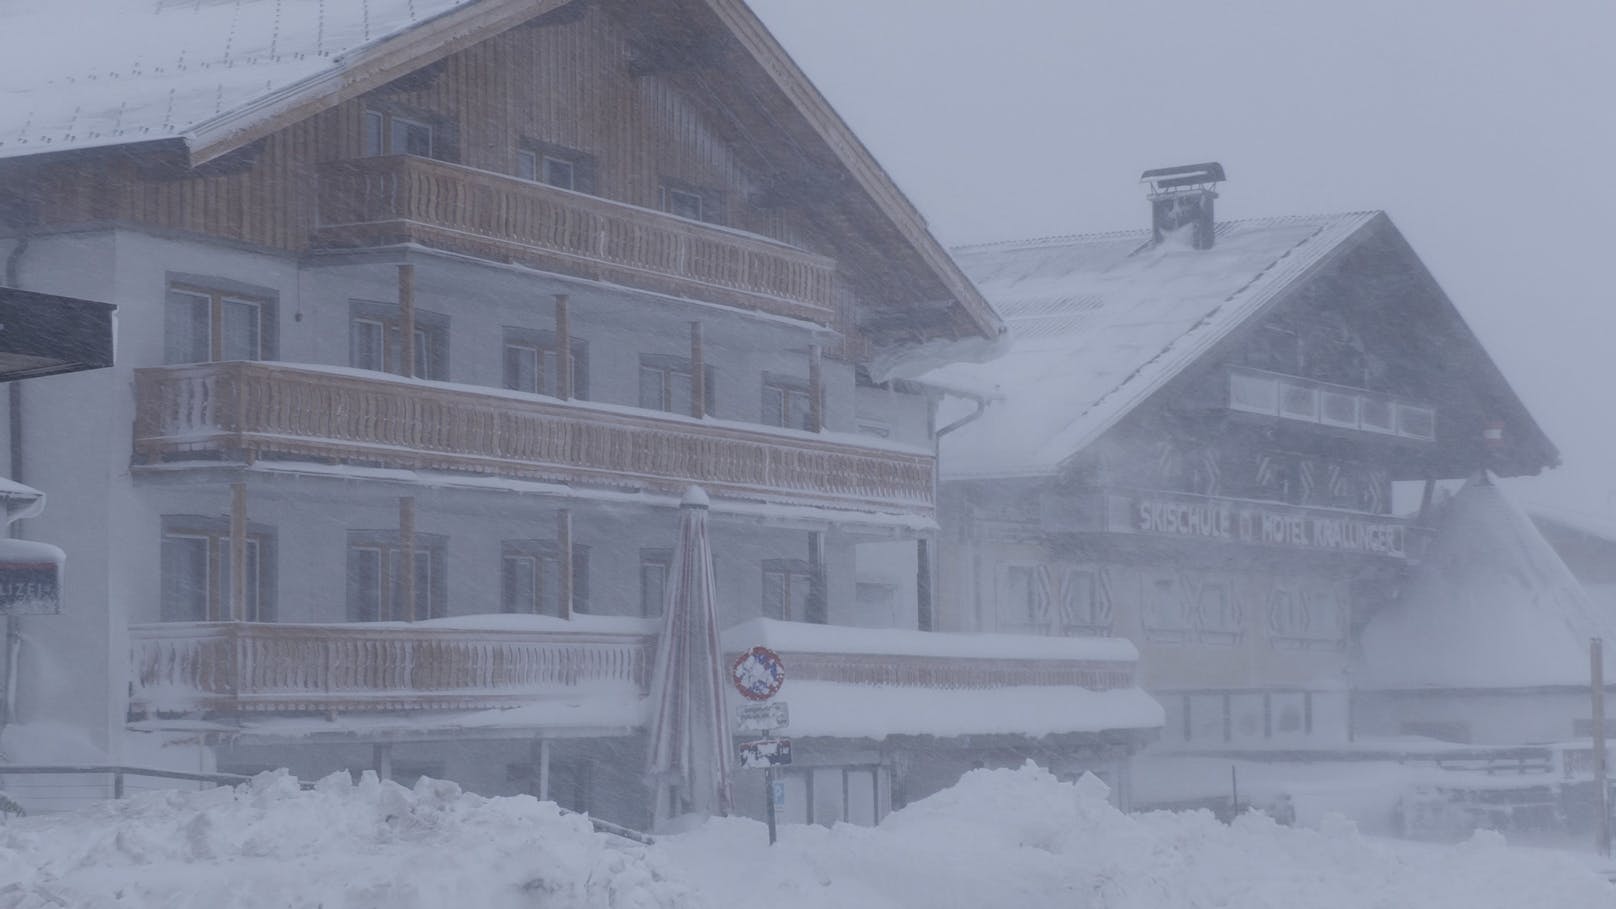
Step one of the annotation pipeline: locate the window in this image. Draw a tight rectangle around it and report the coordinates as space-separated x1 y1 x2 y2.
362 108 441 158
1002 565 1039 630
515 142 596 193
661 186 705 221
638 354 715 415
164 284 274 364
762 559 815 622
640 548 672 617
501 540 590 616
762 375 820 430
502 329 588 399
349 301 448 380
160 516 275 622
346 532 446 622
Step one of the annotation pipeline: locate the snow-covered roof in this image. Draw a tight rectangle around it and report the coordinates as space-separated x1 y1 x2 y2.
0 0 476 161
1358 478 1616 690
920 213 1380 479
721 618 1161 738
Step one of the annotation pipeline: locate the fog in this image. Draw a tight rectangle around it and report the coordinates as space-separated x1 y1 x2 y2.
751 0 1616 516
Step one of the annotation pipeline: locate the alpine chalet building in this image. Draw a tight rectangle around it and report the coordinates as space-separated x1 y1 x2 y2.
920 165 1557 752
0 0 1164 827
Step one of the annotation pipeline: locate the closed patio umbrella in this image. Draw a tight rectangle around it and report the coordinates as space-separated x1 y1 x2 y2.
645 486 733 829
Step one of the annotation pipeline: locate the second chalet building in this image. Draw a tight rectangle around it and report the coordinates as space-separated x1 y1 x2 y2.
920 165 1558 753
0 0 1166 826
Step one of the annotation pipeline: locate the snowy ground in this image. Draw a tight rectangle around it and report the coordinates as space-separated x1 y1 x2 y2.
2 764 1613 909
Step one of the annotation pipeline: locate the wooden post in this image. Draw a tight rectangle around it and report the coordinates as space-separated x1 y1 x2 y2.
916 537 933 631
806 530 827 625
398 263 416 378
229 482 247 622
399 496 416 622
374 743 393 781
808 344 823 433
689 321 706 418
557 509 574 620
537 737 552 802
1595 638 1609 856
554 294 572 400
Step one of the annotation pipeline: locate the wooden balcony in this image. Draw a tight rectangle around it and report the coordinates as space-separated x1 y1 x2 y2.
1226 366 1437 442
130 621 654 715
130 620 1136 720
315 156 838 324
132 362 936 516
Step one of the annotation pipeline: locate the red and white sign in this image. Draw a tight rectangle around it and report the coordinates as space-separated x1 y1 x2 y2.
730 646 786 701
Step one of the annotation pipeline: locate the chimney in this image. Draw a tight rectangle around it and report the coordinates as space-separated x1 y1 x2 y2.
1141 162 1225 250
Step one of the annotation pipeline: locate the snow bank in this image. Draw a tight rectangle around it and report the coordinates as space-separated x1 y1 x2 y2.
665 764 1613 909
2 763 1612 908
0 771 696 909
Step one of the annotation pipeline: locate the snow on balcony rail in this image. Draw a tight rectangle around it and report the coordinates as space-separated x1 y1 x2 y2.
131 361 936 515
722 618 1138 691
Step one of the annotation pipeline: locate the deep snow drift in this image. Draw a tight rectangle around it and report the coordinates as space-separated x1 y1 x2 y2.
2 764 1612 908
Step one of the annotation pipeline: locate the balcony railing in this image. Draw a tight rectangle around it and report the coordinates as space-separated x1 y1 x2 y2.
315 156 838 324
1227 367 1436 442
132 362 936 515
129 621 654 715
131 619 1135 718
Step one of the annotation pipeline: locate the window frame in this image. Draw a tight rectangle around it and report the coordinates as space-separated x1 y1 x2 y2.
638 353 716 415
515 140 596 194
659 181 723 225
361 104 457 161
348 300 450 380
160 515 276 622
500 539 590 617
164 281 276 364
639 547 673 618
345 530 448 622
501 327 588 399
761 373 822 430
762 558 814 623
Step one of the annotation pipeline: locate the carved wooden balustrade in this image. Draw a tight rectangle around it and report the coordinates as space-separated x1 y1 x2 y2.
315 155 838 323
129 620 1133 718
129 622 655 715
132 362 936 515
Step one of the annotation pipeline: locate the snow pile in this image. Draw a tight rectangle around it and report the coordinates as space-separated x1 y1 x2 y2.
0 771 697 909
2 763 1613 908
665 764 1613 909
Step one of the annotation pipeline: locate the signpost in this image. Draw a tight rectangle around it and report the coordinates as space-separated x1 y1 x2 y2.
731 645 788 844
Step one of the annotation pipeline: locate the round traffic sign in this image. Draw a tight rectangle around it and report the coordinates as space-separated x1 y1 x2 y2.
730 646 786 701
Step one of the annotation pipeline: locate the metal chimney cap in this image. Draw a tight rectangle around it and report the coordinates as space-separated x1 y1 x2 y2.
1140 162 1226 193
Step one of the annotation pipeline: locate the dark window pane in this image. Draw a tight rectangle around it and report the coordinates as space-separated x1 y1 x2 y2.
164 290 211 364
639 366 667 411
161 534 210 622
220 298 261 362
351 318 386 372
503 554 537 614
543 156 575 190
516 150 537 182
347 547 384 622
363 110 384 156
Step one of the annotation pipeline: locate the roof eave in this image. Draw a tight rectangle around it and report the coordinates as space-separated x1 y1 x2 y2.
702 0 1005 342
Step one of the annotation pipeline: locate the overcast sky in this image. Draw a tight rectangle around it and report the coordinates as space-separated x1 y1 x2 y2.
750 0 1616 518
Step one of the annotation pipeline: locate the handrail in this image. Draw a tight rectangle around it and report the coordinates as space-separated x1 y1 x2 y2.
132 361 937 515
316 155 836 323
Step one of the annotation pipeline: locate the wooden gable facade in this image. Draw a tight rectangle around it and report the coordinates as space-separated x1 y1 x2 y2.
0 0 994 356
